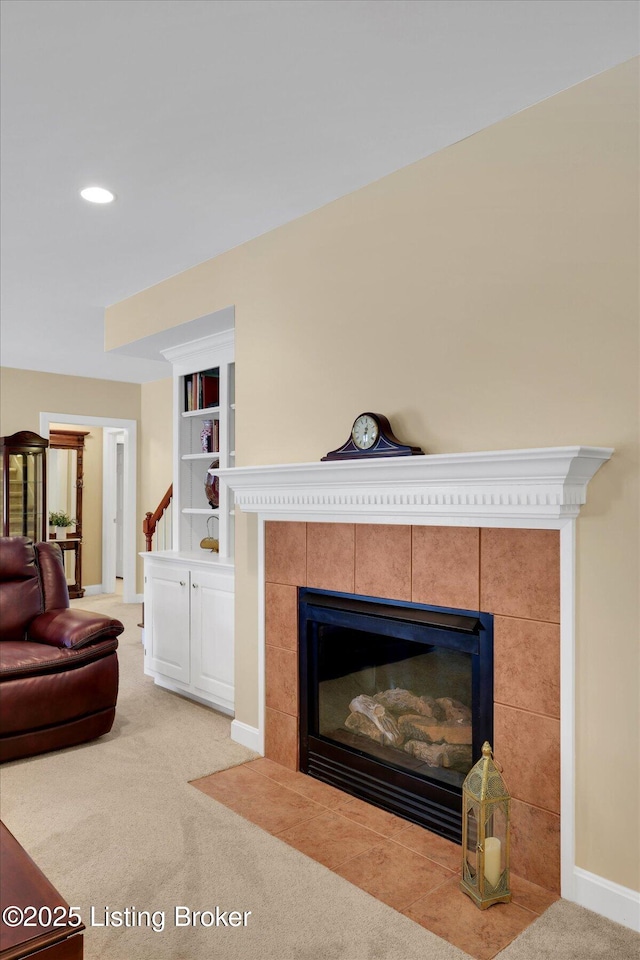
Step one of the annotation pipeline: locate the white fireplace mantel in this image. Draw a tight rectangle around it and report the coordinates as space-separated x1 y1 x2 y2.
220 445 613 526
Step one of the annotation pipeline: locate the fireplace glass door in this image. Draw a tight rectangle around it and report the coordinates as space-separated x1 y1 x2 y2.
299 590 493 842
317 627 474 788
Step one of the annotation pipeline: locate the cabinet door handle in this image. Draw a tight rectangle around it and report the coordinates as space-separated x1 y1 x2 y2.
192 583 199 589
179 580 186 587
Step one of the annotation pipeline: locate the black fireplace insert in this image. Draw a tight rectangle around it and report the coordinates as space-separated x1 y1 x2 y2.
298 589 493 843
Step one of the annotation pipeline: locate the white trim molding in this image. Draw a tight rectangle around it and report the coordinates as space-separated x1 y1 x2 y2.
224 445 621 920
230 719 262 754
82 584 105 597
161 327 235 368
220 446 613 524
573 868 640 933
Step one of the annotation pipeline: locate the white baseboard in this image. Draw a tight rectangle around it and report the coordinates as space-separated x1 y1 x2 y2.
81 585 143 603
230 719 263 754
151 675 234 716
573 867 640 932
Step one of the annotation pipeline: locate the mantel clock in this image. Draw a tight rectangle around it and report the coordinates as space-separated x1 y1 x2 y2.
322 413 424 461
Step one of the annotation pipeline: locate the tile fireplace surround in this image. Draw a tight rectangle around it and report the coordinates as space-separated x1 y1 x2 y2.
264 521 560 889
222 447 614 908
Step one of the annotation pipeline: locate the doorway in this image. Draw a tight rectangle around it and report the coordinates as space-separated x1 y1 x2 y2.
39 412 138 603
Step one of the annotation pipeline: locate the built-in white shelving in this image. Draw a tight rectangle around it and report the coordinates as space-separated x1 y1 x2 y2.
181 452 220 460
182 406 221 419
143 320 236 716
158 328 235 560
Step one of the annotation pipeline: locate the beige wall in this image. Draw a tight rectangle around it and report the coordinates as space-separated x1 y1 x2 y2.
140 377 174 520
107 60 639 891
0 368 143 590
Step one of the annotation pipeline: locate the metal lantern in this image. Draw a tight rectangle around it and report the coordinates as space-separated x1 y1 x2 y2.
460 741 512 909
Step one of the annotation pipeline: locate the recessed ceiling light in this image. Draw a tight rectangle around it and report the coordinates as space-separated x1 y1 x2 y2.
80 186 115 204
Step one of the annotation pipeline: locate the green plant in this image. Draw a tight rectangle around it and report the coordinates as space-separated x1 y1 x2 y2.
49 510 75 527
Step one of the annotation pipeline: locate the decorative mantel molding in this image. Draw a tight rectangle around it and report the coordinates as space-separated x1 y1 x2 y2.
221 446 613 525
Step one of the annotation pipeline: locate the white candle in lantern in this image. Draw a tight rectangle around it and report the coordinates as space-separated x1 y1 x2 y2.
484 836 502 888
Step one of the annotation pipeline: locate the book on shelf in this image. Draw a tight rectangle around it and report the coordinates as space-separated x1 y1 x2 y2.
184 369 220 412
201 371 219 409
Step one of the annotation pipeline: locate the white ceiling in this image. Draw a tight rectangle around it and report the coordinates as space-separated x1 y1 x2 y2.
1 0 638 384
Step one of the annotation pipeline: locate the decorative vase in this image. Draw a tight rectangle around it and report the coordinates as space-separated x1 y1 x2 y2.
200 419 213 453
204 460 219 508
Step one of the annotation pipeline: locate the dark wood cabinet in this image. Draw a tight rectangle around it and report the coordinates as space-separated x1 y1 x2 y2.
50 538 84 600
48 430 88 598
0 432 48 541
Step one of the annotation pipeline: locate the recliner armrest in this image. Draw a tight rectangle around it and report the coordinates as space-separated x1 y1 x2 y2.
27 609 124 650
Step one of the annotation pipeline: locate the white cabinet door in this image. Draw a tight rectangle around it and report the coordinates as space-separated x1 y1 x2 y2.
191 569 234 709
146 562 191 683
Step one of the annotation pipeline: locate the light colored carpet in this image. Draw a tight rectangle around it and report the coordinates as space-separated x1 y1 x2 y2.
1 594 638 960
495 899 639 959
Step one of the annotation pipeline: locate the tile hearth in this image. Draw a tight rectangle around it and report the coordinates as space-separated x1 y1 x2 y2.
191 759 558 960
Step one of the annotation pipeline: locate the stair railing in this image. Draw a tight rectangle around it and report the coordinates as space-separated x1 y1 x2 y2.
143 485 173 552
139 485 172 627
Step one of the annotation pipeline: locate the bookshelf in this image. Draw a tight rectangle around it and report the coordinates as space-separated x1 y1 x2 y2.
163 330 235 560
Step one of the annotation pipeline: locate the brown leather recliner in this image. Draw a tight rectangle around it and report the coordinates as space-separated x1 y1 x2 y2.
0 537 123 763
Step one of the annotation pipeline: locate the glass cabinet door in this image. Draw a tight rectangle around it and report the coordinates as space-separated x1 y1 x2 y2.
1 431 49 541
8 452 44 538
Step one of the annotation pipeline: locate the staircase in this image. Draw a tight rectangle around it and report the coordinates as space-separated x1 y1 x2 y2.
143 485 173 552
139 485 172 627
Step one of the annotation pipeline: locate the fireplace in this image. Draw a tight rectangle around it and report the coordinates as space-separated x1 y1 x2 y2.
299 588 493 842
223 445 613 896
